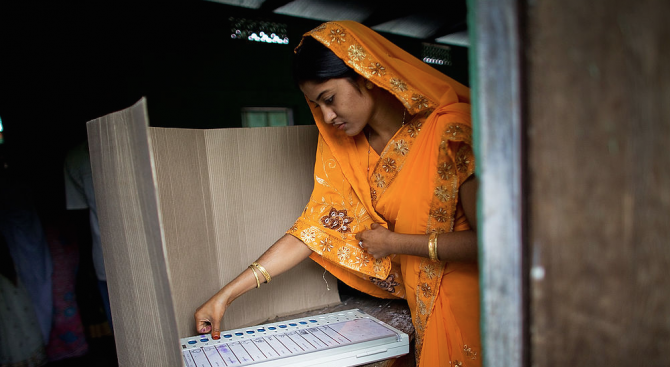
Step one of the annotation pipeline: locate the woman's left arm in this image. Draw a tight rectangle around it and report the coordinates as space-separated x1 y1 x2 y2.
356 175 478 262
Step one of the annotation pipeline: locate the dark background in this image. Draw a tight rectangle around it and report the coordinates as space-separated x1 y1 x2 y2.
0 0 468 214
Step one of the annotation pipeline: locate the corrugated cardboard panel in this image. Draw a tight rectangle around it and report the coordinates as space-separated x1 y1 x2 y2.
148 127 221 338
204 127 340 332
87 98 182 367
88 98 341 365
150 125 340 337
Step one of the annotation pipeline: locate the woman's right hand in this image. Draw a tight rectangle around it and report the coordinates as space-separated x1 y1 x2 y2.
194 290 230 339
192 234 313 339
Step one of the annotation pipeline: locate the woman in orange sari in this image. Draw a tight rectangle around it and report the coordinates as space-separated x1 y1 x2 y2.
196 21 480 367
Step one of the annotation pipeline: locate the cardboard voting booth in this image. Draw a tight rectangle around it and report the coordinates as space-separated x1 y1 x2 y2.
87 98 341 366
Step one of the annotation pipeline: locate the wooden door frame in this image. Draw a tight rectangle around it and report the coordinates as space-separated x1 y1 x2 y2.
468 0 526 366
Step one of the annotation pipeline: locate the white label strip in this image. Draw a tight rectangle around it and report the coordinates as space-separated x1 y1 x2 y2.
318 325 351 344
240 340 265 361
215 345 240 366
287 331 317 352
274 333 304 354
189 348 212 367
202 346 227 367
263 336 292 357
228 342 253 364
253 338 280 359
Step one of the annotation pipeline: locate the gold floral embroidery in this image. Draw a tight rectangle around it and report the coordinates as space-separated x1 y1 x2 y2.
411 94 430 110
330 28 346 44
373 173 386 188
313 24 327 32
320 207 354 233
368 62 386 76
337 247 350 262
300 227 318 244
373 259 385 274
348 44 366 61
450 361 463 366
422 263 437 279
407 121 422 138
432 207 449 223
420 283 432 298
393 140 409 156
369 274 399 293
353 254 370 269
320 237 333 252
390 78 408 92
463 345 478 359
434 186 451 202
381 157 396 173
438 163 453 180
446 124 463 138
456 147 472 173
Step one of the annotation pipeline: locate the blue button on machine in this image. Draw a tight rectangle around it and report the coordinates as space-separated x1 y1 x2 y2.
246 330 254 334
268 327 277 330
188 340 197 344
235 332 244 336
200 338 209 342
223 334 232 338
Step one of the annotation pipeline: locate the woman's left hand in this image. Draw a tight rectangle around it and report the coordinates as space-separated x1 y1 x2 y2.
355 223 396 259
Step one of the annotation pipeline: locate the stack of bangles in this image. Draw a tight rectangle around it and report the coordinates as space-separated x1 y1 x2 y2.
428 232 440 261
249 262 272 288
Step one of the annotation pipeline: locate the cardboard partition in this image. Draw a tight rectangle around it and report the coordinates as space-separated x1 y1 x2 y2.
87 98 340 366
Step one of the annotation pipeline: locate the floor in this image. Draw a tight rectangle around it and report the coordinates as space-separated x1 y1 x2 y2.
45 335 118 367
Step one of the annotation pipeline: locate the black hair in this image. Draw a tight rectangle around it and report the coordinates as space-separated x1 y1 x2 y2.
293 37 360 85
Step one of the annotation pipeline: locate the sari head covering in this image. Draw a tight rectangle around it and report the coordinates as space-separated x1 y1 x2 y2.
288 21 479 366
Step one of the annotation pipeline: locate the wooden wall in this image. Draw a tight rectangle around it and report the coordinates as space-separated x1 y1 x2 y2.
526 0 670 365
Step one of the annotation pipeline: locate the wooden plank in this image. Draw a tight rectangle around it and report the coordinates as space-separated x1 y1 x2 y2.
469 0 526 366
526 0 670 365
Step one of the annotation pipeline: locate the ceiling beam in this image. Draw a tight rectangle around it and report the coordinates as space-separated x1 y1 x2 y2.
360 0 413 28
258 0 295 13
426 19 467 39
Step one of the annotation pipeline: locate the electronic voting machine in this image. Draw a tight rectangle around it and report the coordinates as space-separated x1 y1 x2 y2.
180 309 410 366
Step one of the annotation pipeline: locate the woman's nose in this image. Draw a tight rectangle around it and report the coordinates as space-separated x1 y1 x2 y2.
322 108 336 123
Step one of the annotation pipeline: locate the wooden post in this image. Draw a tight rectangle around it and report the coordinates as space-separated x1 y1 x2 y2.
469 0 526 366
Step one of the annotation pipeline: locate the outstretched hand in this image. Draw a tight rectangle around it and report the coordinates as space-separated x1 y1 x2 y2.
194 292 229 340
355 223 396 259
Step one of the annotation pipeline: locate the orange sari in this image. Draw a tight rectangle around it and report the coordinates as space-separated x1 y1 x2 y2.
287 21 480 367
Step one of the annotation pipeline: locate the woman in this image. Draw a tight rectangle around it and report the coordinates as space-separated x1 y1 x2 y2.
195 20 480 367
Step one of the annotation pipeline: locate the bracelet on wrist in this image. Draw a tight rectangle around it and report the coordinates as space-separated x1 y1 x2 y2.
428 232 440 261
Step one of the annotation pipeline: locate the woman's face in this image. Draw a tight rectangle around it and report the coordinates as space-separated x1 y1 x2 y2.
300 77 374 136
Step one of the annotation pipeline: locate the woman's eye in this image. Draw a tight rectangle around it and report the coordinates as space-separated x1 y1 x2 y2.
324 96 334 104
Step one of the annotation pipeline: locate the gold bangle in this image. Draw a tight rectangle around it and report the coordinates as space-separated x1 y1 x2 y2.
248 265 261 288
252 262 272 284
428 232 440 261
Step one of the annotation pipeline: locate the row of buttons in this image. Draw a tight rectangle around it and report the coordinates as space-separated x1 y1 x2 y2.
187 319 319 344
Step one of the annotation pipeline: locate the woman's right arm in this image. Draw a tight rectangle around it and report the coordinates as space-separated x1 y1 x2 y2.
194 234 312 339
